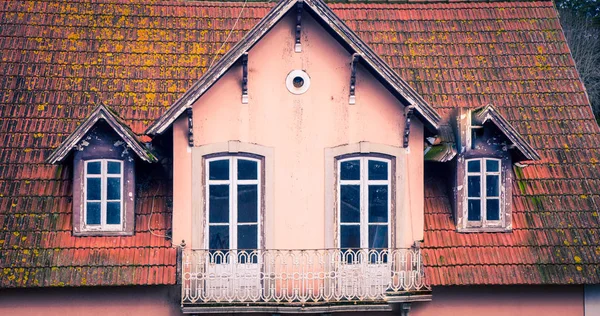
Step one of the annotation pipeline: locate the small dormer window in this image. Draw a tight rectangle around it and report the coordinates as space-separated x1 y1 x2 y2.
46 103 157 236
466 158 501 226
84 159 124 230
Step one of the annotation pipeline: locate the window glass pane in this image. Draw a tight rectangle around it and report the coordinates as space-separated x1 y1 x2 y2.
209 185 229 223
486 199 500 221
368 160 388 180
467 176 481 197
107 161 121 174
209 159 229 180
486 175 500 197
107 177 121 200
238 185 258 223
340 225 360 250
368 225 388 249
106 202 121 224
86 178 101 200
87 161 101 175
340 185 360 223
467 199 481 221
237 225 258 250
238 159 258 180
467 160 480 173
86 202 101 225
209 225 229 250
368 185 388 223
340 160 360 180
486 159 499 172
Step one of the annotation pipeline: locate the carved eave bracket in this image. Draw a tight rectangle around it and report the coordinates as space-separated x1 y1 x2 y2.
186 107 194 147
295 1 303 53
349 53 360 105
241 52 249 104
403 105 415 148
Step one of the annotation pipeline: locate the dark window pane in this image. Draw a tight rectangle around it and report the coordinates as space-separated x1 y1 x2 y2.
107 177 121 200
486 175 500 197
238 159 258 180
340 160 360 180
467 176 481 197
106 202 121 224
238 185 258 223
340 225 360 250
209 225 229 250
340 185 360 223
209 185 229 223
467 160 480 173
86 202 101 225
209 159 229 180
368 225 388 249
486 159 500 172
238 225 258 250
368 185 388 222
486 199 500 220
368 160 388 180
107 161 121 174
87 161 101 174
86 178 101 200
468 199 481 221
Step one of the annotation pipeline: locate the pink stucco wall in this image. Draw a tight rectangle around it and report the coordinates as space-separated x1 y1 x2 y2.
0 286 181 316
172 9 425 250
411 285 584 316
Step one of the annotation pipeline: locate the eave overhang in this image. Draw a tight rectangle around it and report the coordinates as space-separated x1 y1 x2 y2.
46 103 157 164
145 0 441 136
472 104 541 161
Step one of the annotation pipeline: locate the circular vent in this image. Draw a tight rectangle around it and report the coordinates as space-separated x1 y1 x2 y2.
286 70 310 95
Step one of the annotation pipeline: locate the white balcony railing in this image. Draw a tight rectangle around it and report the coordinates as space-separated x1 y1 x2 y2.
181 248 430 304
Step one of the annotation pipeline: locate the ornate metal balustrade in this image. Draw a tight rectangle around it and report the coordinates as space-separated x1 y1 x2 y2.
181 248 430 305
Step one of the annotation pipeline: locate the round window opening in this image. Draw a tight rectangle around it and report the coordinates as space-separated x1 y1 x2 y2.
286 70 310 95
293 76 305 88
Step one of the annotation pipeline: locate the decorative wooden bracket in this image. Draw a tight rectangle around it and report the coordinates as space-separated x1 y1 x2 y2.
186 107 194 147
295 1 303 53
403 105 415 148
241 52 249 104
349 53 360 104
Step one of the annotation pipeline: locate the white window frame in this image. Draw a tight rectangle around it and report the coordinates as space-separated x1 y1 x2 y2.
83 159 124 231
204 156 262 251
337 156 391 250
465 158 502 227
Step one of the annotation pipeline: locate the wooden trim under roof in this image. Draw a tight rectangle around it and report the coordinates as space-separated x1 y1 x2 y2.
471 104 541 162
144 0 441 136
46 103 157 164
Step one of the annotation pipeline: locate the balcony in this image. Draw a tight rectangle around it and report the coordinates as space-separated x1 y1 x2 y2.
181 248 431 313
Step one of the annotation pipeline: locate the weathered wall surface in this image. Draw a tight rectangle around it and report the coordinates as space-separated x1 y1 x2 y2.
0 286 181 316
172 9 425 250
411 285 584 316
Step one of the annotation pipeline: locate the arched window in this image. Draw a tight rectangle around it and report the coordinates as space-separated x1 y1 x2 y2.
205 155 262 257
338 156 391 253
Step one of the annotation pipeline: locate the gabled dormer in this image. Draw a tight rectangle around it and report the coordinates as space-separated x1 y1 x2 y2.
47 103 157 236
454 105 540 232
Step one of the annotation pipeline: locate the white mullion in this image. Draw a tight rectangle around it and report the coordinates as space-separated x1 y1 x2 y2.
360 157 368 249
482 158 488 224
207 180 231 185
101 160 107 229
237 179 259 185
339 180 361 185
366 180 388 185
231 158 237 251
